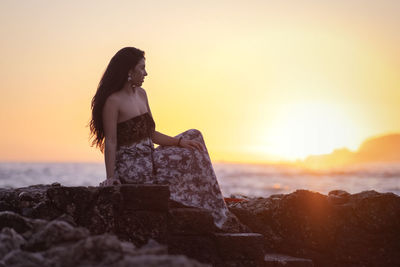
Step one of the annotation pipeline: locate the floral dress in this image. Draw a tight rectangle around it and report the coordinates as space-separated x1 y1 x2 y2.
114 112 233 229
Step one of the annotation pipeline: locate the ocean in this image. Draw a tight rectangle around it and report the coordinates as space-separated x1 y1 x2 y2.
0 161 399 197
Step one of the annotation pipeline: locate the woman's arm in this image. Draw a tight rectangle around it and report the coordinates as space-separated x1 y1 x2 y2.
100 96 121 186
152 131 180 146
152 130 205 151
104 140 117 179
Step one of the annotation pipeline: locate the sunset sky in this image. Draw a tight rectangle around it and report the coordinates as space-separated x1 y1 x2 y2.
0 0 399 163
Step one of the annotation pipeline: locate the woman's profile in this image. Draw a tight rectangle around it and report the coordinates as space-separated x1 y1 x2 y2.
89 47 242 230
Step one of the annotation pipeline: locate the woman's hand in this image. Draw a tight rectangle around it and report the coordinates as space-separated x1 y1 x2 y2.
179 139 206 152
99 177 121 187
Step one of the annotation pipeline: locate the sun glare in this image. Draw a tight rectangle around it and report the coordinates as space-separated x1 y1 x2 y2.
266 101 357 160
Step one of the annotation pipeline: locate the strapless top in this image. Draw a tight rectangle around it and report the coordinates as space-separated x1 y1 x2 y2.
116 112 155 148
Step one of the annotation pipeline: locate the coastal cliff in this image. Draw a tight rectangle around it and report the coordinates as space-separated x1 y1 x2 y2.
0 184 398 266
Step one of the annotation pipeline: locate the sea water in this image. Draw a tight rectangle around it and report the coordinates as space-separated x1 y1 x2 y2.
0 161 399 197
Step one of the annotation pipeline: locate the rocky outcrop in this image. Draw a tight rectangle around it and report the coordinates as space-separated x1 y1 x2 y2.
0 224 206 266
0 184 316 266
8 183 398 266
0 184 208 266
228 189 400 267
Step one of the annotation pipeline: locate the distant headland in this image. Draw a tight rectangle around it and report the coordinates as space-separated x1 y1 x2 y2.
297 133 400 169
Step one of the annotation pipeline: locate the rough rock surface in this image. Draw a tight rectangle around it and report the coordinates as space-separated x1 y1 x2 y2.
2 184 396 266
228 189 400 267
0 212 207 267
0 184 209 266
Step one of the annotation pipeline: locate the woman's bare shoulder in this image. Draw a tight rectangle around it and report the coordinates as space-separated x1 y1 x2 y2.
107 91 124 103
133 87 147 102
137 86 147 95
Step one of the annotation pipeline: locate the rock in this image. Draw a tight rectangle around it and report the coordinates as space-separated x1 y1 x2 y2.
168 235 218 264
115 210 168 247
0 190 19 213
42 234 131 266
113 254 209 267
328 190 350 204
86 185 121 234
44 185 171 247
168 208 217 235
0 185 57 220
0 200 16 213
130 239 168 255
0 228 26 259
29 200 61 220
0 211 57 243
168 199 196 209
18 192 35 202
228 200 281 251
41 234 207 267
213 233 264 261
119 184 170 211
6 184 397 266
264 253 314 267
46 186 95 222
24 220 89 252
53 214 77 227
0 184 215 267
14 185 50 205
228 189 400 267
1 249 51 267
217 211 252 233
0 211 33 233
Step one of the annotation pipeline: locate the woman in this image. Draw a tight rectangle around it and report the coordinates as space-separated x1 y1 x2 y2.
89 47 242 231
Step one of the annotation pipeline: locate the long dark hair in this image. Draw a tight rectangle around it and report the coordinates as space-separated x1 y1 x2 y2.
88 47 145 153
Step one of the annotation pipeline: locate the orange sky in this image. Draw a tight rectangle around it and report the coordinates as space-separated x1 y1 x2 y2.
0 0 399 163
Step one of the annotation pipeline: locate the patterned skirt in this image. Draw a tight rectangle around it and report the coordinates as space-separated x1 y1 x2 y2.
114 129 231 229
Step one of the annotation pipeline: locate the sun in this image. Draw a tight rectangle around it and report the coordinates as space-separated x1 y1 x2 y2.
265 101 358 160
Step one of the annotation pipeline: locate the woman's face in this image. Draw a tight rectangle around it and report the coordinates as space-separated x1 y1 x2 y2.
129 58 147 87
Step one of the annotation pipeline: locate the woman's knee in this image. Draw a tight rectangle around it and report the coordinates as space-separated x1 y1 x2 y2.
185 129 203 139
175 129 204 143
176 129 204 143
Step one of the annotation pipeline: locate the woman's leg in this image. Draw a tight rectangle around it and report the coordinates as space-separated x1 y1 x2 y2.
153 129 231 228
114 138 154 184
